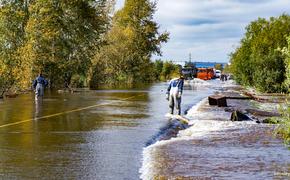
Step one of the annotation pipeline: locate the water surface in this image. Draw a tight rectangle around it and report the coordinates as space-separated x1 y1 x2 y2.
0 82 211 179
141 80 290 180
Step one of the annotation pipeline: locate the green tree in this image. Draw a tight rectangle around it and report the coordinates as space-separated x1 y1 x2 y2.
115 0 169 57
23 0 109 88
223 64 231 74
214 63 223 71
90 0 169 87
0 0 29 96
153 59 163 80
230 14 290 92
275 35 290 146
282 36 290 90
161 61 179 80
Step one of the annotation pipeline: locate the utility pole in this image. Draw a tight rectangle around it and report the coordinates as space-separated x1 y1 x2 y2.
189 53 192 62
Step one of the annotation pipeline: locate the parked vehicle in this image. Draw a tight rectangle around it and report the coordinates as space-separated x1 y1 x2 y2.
181 62 197 80
207 68 215 79
215 70 221 78
181 67 197 79
197 68 215 80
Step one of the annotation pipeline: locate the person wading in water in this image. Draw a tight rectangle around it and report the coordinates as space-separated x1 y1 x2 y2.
33 72 48 101
166 75 184 115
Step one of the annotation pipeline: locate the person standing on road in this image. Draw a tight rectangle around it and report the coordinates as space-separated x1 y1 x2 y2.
33 72 48 101
166 75 184 115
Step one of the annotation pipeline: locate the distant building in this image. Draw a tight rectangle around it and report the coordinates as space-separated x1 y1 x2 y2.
170 60 227 68
195 62 227 68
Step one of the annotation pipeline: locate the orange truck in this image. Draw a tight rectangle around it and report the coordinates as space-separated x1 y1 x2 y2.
197 68 215 80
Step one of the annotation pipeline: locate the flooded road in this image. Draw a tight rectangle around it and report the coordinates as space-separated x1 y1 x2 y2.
140 81 290 180
0 82 211 179
1 80 288 179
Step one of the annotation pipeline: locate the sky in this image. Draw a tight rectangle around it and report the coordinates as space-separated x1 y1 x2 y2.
115 0 290 63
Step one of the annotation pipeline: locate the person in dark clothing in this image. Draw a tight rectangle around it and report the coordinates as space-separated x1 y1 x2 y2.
166 75 184 115
33 73 48 100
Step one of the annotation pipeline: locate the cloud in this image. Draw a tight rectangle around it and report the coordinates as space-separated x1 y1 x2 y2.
115 0 290 62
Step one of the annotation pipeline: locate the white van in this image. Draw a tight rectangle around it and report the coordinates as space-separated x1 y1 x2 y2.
215 70 221 78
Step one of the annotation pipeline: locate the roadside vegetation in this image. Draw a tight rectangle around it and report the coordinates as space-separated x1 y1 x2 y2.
214 63 223 71
230 14 290 93
230 14 290 146
0 0 169 94
275 103 290 147
276 36 290 146
153 60 180 81
90 0 169 88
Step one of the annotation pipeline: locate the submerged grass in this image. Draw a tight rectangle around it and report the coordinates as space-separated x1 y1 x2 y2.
274 99 290 149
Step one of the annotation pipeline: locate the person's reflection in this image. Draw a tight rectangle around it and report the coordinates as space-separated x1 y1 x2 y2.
34 99 43 120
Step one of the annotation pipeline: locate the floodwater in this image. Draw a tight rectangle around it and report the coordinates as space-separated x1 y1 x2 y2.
0 80 289 180
141 80 290 180
0 82 211 179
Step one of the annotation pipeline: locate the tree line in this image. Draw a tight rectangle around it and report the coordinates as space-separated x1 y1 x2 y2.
230 14 290 93
277 34 290 146
230 14 290 145
0 0 172 94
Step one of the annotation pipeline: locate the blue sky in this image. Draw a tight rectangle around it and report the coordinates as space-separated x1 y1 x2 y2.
115 0 290 62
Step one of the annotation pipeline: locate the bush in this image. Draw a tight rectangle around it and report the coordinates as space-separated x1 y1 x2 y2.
160 61 180 81
274 101 290 148
70 74 87 88
230 14 290 93
275 35 290 147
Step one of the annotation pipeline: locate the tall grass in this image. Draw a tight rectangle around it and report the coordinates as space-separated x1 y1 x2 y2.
275 100 290 148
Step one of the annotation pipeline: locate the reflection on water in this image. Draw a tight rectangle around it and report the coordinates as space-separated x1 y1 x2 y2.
34 99 43 119
0 82 211 179
0 88 149 179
